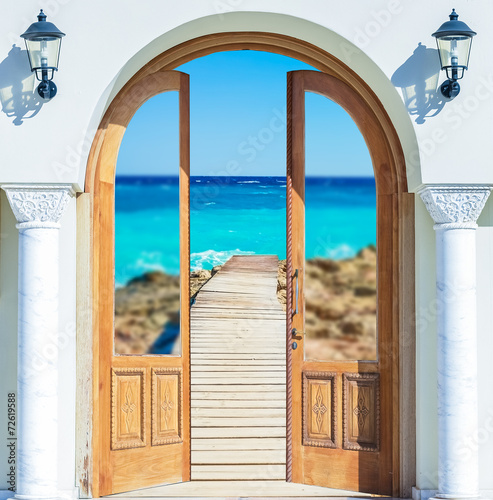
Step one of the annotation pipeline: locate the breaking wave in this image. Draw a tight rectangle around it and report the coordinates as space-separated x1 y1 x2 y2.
191 248 255 270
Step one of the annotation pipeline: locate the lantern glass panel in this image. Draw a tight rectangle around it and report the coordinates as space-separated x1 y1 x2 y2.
436 35 472 80
25 37 61 79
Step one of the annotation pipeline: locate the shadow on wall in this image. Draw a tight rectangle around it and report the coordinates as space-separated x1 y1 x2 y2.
0 44 44 126
392 43 445 124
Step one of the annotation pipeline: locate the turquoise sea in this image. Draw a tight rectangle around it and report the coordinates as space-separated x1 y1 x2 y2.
114 176 376 287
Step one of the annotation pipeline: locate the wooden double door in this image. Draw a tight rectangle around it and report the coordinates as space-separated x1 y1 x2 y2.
96 69 397 496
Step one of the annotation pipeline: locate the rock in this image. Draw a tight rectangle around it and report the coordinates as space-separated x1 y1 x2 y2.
322 303 346 320
277 273 286 291
357 245 376 260
276 245 377 360
150 311 170 327
310 258 341 273
354 285 376 297
191 269 212 280
190 269 212 297
340 319 365 336
277 289 286 306
211 265 223 276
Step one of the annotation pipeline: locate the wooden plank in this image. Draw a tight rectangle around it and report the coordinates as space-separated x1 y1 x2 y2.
191 324 285 328
191 464 286 480
192 371 286 378
191 329 284 333
192 332 284 336
194 297 281 301
192 305 282 311
191 391 286 401
191 372 286 377
191 341 284 347
191 353 285 359
191 359 285 365
192 427 286 438
191 333 284 336
191 449 286 464
191 438 286 451
191 348 283 354
192 385 285 392
191 330 284 334
191 377 285 385
191 330 283 334
192 408 285 418
191 333 284 337
191 399 286 409
194 296 280 302
192 417 286 427
191 341 283 345
191 365 285 372
191 313 285 318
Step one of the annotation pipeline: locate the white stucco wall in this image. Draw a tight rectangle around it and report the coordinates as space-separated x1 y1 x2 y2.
0 1 492 191
0 0 493 497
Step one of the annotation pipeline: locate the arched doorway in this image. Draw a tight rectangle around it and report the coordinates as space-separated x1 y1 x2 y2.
84 32 413 498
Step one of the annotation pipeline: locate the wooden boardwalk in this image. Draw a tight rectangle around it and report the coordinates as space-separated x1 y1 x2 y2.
190 255 287 481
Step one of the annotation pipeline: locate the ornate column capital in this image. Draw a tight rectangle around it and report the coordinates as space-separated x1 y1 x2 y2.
2 184 75 229
418 184 492 230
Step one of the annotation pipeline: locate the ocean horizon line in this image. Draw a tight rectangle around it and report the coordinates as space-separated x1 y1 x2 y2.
116 174 375 178
116 174 376 185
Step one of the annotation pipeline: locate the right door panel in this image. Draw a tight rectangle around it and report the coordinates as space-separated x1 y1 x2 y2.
286 70 396 496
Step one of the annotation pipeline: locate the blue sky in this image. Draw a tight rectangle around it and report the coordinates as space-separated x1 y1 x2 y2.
116 51 372 177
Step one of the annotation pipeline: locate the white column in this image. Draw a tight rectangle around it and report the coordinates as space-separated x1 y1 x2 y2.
2 185 75 500
419 184 492 500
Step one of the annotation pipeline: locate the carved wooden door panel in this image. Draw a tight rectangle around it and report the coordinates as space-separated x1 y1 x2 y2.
286 70 396 495
97 71 190 495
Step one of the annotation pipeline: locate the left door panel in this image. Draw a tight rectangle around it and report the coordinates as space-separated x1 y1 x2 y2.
96 70 190 496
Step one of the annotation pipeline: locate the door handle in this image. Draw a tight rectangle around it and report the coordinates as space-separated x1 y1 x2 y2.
293 268 299 315
292 328 304 339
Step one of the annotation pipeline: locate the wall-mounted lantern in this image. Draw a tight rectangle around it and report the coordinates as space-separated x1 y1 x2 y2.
432 9 476 100
21 10 65 101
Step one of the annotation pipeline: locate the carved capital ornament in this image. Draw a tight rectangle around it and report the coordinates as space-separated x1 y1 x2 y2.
2 184 75 229
419 185 492 229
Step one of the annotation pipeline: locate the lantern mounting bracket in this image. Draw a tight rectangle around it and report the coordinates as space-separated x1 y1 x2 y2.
440 80 460 100
38 77 57 100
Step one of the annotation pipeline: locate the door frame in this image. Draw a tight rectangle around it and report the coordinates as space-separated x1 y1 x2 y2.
80 31 415 498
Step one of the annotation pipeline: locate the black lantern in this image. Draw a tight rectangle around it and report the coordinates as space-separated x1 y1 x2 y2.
21 10 65 100
432 9 476 100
